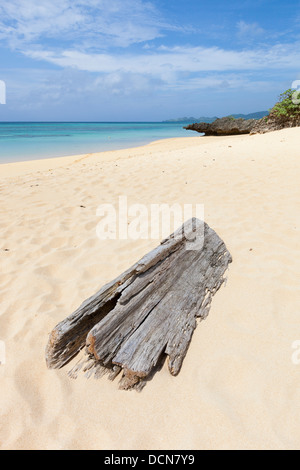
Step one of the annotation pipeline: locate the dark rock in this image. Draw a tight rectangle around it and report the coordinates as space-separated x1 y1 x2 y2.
184 117 257 136
250 114 300 134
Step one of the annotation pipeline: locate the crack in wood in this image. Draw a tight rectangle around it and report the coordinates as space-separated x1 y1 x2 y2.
46 218 232 390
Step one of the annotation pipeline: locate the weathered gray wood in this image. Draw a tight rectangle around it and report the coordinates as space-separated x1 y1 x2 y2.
46 218 232 390
46 218 198 369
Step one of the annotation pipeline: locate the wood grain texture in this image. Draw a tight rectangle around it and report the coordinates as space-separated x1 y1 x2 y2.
46 218 232 390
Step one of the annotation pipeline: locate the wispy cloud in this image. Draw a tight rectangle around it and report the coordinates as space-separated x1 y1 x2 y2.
237 20 265 40
1 1 300 120
0 0 183 49
2 1 299 82
1 66 279 118
23 43 300 76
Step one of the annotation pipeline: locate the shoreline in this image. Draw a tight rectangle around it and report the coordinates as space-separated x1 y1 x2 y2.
0 122 197 167
0 133 245 178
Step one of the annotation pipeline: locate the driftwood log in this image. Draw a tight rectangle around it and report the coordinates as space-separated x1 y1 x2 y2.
46 218 232 390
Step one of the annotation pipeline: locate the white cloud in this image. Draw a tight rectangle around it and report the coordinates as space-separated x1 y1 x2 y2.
2 1 299 91
23 43 300 77
1 1 300 116
237 20 265 39
0 0 180 48
1 66 164 110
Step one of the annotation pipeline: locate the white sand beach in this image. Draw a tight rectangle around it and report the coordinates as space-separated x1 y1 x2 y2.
0 128 300 450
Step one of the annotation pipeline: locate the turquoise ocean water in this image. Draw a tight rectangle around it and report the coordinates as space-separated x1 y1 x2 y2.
0 122 195 164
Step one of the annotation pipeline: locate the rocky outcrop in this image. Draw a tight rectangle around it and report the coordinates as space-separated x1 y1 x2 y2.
184 117 257 136
250 114 300 134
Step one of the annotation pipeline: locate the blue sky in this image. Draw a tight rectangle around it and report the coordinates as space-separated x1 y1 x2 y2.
0 0 300 121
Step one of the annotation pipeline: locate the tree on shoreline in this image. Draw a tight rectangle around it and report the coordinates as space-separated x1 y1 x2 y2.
267 88 300 121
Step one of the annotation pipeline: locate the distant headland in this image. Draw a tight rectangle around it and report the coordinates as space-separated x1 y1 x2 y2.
183 88 300 136
163 111 268 123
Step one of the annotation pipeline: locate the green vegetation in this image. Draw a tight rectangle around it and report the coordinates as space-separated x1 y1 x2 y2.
269 88 300 120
